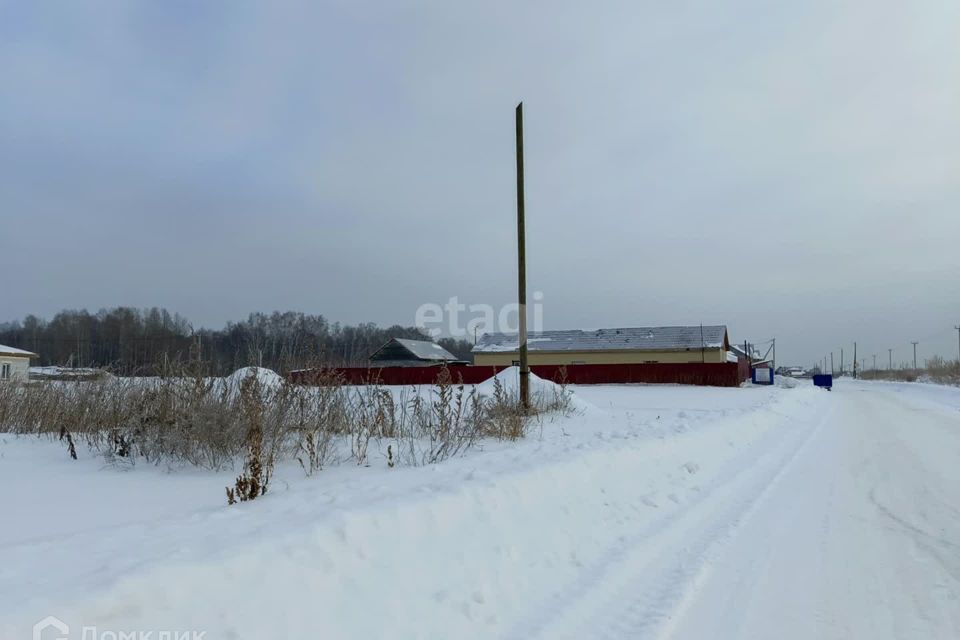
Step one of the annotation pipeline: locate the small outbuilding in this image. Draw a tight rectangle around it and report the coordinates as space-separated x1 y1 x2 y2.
751 362 774 385
368 338 464 367
0 344 38 381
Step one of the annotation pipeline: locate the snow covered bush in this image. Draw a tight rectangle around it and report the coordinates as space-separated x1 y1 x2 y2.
292 371 348 475
481 373 526 440
227 372 274 505
407 365 483 465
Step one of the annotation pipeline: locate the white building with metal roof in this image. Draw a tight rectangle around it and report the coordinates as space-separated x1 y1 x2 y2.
0 344 38 381
472 326 731 366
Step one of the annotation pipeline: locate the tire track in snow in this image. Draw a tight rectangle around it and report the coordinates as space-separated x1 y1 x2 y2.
608 413 829 640
503 399 834 640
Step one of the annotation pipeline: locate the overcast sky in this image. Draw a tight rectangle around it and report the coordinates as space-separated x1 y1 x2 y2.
2 1 959 366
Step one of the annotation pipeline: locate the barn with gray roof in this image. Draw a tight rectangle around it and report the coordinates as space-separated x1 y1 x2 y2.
369 338 465 367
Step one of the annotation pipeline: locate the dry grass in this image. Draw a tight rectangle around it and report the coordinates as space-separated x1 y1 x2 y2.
0 362 574 503
859 357 960 385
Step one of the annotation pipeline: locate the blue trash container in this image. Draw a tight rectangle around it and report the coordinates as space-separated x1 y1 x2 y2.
812 374 833 390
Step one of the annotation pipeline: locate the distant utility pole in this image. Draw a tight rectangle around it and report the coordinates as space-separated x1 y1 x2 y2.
872 354 877 370
772 338 776 370
515 102 530 410
888 348 893 370
911 341 919 369
700 324 705 363
840 348 844 374
955 325 960 362
830 352 834 374
853 342 857 379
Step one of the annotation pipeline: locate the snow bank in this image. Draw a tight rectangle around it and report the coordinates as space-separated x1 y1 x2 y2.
775 375 799 388
475 366 593 412
206 366 286 398
474 366 558 398
223 366 285 389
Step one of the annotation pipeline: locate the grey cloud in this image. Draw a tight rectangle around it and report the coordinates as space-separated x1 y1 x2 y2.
2 0 959 366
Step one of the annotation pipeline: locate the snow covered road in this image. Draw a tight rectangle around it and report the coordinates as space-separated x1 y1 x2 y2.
516 381 960 640
669 381 960 640
2 380 959 639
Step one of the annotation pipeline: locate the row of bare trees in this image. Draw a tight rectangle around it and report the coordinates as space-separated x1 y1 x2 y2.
0 308 475 375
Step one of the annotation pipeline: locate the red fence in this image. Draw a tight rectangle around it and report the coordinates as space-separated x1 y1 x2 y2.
289 365 500 386
289 361 748 388
533 362 745 386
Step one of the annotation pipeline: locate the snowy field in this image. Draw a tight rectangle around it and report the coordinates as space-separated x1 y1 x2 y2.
2 378 959 639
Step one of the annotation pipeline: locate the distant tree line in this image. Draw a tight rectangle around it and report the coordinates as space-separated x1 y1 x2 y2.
0 308 475 375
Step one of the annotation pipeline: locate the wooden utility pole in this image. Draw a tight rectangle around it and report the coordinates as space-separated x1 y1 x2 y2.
888 348 893 370
840 348 844 375
830 352 834 374
955 325 960 362
853 342 857 379
515 102 530 410
911 341 919 369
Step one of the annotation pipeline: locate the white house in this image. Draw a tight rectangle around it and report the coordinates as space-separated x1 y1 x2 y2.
0 344 38 381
